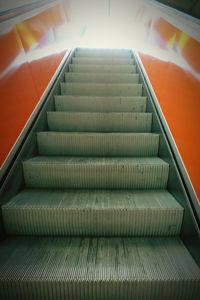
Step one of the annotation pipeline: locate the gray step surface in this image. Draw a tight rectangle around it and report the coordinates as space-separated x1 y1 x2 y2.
65 72 139 84
47 112 152 132
23 156 169 189
37 132 159 157
54 95 146 112
71 57 134 65
0 237 199 300
69 64 136 73
61 82 142 97
2 190 183 236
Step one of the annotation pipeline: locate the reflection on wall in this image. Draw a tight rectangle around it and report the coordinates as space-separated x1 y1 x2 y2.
0 3 69 170
134 2 200 201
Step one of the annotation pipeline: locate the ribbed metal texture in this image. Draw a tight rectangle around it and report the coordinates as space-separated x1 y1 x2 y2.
71 57 134 65
69 64 136 73
23 157 169 189
75 49 132 57
47 112 152 132
37 132 159 156
65 72 139 84
54 95 147 112
3 190 183 236
0 237 199 300
60 82 142 97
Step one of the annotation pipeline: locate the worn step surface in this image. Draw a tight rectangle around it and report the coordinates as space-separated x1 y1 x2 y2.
71 57 134 65
23 156 169 189
47 112 152 132
37 132 159 156
69 64 136 73
61 82 142 97
2 190 183 236
0 237 199 300
65 73 139 84
54 96 146 112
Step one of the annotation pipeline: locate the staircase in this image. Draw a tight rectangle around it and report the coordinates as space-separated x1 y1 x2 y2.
0 48 200 299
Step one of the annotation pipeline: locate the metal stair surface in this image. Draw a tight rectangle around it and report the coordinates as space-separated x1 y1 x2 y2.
23 156 169 189
47 112 152 132
1 48 199 299
69 64 136 73
2 190 183 236
65 72 139 84
37 132 159 156
60 82 142 97
54 95 147 112
0 237 199 300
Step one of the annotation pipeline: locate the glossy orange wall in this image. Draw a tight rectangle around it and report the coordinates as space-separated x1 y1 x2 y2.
134 4 200 201
0 3 68 171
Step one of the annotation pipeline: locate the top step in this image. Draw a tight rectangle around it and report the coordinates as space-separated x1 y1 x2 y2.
75 49 132 58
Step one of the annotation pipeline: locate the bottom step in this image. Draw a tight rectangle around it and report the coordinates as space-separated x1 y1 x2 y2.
0 237 199 300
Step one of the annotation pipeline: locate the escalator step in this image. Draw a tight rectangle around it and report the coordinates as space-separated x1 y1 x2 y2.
23 156 169 189
65 72 139 84
72 57 134 65
37 132 159 156
69 64 136 73
54 95 146 112
2 190 183 236
0 237 199 300
47 112 152 132
60 82 142 97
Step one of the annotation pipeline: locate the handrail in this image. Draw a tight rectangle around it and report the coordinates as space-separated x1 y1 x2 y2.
0 0 61 23
142 0 200 42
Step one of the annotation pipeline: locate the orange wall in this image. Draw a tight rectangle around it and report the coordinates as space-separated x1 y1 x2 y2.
0 3 69 170
134 4 200 201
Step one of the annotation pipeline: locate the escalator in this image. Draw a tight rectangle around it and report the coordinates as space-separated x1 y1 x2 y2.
0 48 199 299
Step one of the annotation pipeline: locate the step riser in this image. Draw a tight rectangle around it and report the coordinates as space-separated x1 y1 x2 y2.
54 96 146 112
37 133 159 156
0 281 198 300
69 64 136 73
3 208 182 236
72 57 134 65
65 73 139 84
61 83 142 97
47 112 152 132
23 160 169 189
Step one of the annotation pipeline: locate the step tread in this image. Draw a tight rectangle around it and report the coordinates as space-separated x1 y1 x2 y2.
37 132 159 156
24 156 168 165
61 82 142 96
47 112 152 132
71 57 134 64
54 95 147 112
3 189 182 210
0 237 199 282
23 156 169 189
69 64 136 73
2 190 183 236
65 72 139 83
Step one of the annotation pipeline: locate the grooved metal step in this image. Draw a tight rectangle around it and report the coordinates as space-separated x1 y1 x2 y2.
61 82 142 97
23 157 169 189
54 95 147 112
2 190 183 236
37 132 159 156
71 57 134 65
65 72 139 84
75 49 132 57
0 237 199 300
69 64 136 73
47 112 152 132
